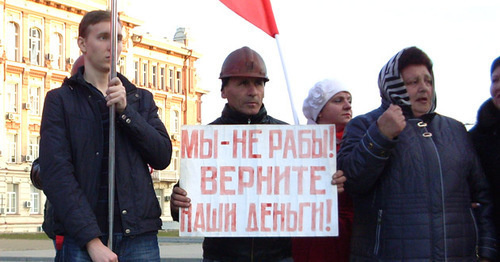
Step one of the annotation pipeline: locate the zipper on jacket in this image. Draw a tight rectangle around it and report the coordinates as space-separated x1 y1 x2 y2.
374 209 383 255
428 131 448 260
469 208 480 258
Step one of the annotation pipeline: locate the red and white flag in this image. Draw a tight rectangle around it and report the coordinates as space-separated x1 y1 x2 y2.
220 0 279 37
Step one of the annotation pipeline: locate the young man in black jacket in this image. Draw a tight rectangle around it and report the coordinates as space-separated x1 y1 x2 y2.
40 10 172 261
170 46 346 261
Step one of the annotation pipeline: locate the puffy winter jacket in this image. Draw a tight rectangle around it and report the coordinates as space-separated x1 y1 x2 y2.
470 98 500 250
203 103 292 261
40 70 172 248
338 47 497 261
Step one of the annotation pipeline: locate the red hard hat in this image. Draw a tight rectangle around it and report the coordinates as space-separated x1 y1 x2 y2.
219 46 269 81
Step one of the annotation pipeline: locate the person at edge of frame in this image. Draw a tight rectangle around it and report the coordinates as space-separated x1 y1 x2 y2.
470 55 500 262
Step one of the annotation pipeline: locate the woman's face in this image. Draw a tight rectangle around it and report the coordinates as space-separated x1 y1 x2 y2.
491 66 500 110
316 91 352 127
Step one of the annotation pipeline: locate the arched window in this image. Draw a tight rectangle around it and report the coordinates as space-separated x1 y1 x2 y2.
7 22 20 61
51 32 63 69
171 110 180 134
29 27 42 65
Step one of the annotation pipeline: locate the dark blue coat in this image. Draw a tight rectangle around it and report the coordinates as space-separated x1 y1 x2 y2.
40 71 172 248
338 105 497 261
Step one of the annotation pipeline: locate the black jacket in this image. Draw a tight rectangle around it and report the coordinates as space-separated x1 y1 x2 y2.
40 70 172 248
470 99 500 247
202 104 292 261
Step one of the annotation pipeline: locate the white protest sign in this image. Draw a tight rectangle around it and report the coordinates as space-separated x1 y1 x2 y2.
179 125 338 237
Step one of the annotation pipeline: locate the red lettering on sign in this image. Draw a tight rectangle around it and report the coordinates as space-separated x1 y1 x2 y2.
201 166 217 194
181 129 198 159
269 130 282 158
238 166 254 194
310 166 326 195
220 166 235 195
257 166 273 195
274 166 290 194
182 129 218 159
261 203 272 232
246 203 259 232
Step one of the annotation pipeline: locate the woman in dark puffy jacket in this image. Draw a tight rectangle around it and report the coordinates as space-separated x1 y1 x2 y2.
470 56 500 259
338 47 497 261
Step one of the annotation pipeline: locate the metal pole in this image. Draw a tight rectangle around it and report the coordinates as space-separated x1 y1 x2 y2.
107 0 118 249
274 34 300 125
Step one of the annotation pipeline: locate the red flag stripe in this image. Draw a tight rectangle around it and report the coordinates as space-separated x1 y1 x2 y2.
220 0 279 37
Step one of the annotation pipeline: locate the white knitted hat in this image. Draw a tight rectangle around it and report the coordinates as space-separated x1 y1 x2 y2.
302 79 350 124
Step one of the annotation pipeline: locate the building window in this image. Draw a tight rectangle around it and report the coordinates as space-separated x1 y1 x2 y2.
142 62 148 86
173 150 180 171
7 134 18 163
30 186 41 214
134 61 139 84
171 110 180 134
50 32 63 69
169 69 174 90
29 136 40 159
157 107 164 122
176 71 182 93
29 27 42 65
7 22 20 62
119 57 126 75
197 99 202 123
6 82 19 113
152 65 157 88
70 35 79 62
6 184 18 214
160 67 165 90
29 82 42 115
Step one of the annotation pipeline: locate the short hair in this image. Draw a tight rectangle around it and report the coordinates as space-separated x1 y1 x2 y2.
491 56 500 75
79 10 121 38
398 46 433 74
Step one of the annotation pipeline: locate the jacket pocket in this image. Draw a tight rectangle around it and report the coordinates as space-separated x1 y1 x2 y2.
374 209 383 255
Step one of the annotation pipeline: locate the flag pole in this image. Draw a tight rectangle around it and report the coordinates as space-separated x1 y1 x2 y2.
107 0 118 249
274 34 300 125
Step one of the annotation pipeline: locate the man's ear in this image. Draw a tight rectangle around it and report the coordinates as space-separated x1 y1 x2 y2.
77 37 86 53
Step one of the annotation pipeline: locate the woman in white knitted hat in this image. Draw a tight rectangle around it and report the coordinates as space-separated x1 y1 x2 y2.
292 79 353 262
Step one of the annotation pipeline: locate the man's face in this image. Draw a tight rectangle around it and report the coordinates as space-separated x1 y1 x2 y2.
401 64 434 117
78 21 123 73
491 66 500 110
221 77 265 116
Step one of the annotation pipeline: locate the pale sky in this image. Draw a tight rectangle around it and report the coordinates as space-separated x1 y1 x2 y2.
125 0 500 126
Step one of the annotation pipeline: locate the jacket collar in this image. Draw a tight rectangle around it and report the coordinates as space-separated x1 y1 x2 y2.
65 66 137 94
476 98 500 129
220 103 268 124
